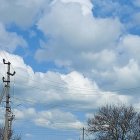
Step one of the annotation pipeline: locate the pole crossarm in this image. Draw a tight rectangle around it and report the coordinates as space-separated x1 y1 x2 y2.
2 77 10 83
7 71 16 76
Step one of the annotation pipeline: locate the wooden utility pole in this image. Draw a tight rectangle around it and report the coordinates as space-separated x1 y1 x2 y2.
3 59 15 140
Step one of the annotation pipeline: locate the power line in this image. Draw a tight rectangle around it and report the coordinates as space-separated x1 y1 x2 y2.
10 73 140 94
14 73 136 92
0 51 133 92
1 50 140 95
11 77 140 95
1 51 140 94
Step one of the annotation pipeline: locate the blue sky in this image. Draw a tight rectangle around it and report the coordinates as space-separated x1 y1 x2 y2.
0 0 140 140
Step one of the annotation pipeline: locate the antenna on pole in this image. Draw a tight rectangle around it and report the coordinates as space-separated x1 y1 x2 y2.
2 59 16 140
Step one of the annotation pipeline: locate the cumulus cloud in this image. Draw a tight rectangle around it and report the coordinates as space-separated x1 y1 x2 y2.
59 0 93 16
0 0 140 136
0 0 50 27
113 59 140 88
36 0 122 71
116 34 140 64
92 59 140 93
34 109 83 129
14 108 83 130
0 51 140 131
0 51 131 112
34 0 140 94
37 1 122 49
0 23 27 52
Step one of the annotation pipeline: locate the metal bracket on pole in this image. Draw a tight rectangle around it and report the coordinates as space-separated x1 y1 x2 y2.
3 59 10 65
2 77 10 83
7 71 16 76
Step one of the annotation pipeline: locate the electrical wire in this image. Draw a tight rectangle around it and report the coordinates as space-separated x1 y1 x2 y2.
0 50 134 93
1 50 140 95
9 77 140 96
14 72 140 93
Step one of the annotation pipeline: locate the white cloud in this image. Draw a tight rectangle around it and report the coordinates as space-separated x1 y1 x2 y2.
0 23 27 52
60 0 93 16
92 59 140 91
38 0 122 49
36 0 122 71
34 109 83 129
34 0 140 97
1 50 140 131
0 0 50 27
81 49 116 70
0 0 140 136
117 34 140 62
114 59 140 88
14 108 36 120
14 108 83 130
0 51 139 131
0 51 131 112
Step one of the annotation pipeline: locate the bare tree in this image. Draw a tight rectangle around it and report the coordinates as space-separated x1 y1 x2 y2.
87 105 140 140
0 127 21 140
0 127 4 140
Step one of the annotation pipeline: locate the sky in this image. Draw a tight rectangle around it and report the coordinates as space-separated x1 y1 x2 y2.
0 0 140 140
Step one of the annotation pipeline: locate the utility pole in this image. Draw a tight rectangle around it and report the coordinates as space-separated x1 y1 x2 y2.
2 59 16 140
82 127 85 140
